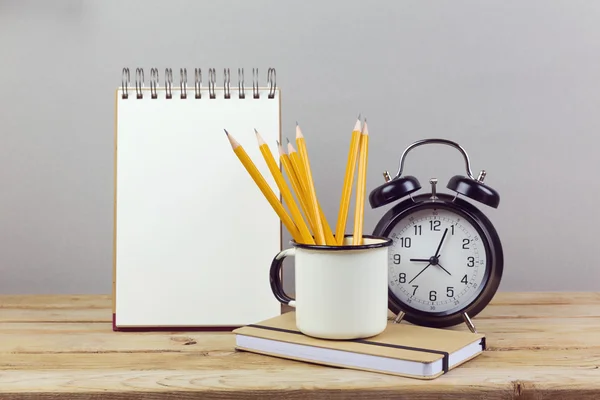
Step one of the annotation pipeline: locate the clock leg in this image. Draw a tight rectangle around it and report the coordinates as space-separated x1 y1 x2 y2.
462 312 477 333
393 311 405 324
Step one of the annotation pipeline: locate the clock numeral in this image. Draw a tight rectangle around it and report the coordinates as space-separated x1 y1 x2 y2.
462 239 470 249
399 272 406 283
412 285 418 296
454 300 460 305
429 220 441 231
461 274 468 284
473 282 478 289
446 287 454 297
474 236 479 241
450 225 455 235
393 254 401 264
430 305 436 310
400 237 411 248
414 225 422 235
467 256 475 267
429 290 437 301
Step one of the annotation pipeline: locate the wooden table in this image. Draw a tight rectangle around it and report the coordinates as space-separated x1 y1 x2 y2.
1 292 599 399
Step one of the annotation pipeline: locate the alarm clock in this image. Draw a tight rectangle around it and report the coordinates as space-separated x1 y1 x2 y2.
369 138 503 332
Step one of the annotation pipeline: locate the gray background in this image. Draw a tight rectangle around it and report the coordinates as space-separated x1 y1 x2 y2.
1 0 598 295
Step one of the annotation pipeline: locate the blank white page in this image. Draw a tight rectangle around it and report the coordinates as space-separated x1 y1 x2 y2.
114 87 282 328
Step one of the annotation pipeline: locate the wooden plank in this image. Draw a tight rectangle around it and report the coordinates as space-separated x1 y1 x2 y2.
2 293 599 323
488 291 600 305
1 292 598 309
0 367 517 399
0 295 112 323
6 302 600 324
0 309 111 323
1 366 600 399
476 304 600 319
2 317 599 355
1 349 598 371
0 294 112 308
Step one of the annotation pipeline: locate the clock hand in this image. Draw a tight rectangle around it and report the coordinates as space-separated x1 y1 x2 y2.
433 228 448 257
410 258 430 262
436 262 452 276
408 263 431 284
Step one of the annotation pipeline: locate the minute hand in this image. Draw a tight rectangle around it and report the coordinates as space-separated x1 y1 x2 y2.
434 228 448 257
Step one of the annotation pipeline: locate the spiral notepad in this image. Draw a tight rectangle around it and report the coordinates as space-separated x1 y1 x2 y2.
113 67 282 330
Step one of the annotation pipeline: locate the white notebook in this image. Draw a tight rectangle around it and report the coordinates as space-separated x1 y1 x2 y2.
113 67 282 330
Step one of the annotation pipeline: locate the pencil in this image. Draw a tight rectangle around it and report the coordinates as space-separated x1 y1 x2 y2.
334 116 362 245
224 129 303 243
295 123 326 245
287 139 336 245
255 129 315 244
278 141 316 233
352 118 369 245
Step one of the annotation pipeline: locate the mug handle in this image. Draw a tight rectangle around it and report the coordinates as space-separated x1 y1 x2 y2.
269 248 296 307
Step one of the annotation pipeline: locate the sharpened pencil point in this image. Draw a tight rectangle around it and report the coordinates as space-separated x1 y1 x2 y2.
254 128 258 134
286 137 290 143
276 139 280 146
224 129 229 135
358 113 361 120
296 121 298 126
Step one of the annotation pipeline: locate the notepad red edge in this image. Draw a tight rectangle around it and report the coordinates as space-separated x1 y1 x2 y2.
112 313 238 332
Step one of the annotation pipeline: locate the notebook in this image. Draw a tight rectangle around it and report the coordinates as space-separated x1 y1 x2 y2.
233 312 486 380
113 67 282 330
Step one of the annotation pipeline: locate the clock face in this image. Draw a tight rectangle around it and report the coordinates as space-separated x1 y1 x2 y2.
387 205 489 315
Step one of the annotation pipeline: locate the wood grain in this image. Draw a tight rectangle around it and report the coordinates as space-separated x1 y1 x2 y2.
0 292 599 399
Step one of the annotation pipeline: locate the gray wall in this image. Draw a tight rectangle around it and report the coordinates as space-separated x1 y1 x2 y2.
1 0 598 294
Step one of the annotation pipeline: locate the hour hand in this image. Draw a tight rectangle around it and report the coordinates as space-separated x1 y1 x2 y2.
410 258 430 262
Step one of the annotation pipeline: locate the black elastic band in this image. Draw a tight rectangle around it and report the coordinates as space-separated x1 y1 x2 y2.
247 324 452 373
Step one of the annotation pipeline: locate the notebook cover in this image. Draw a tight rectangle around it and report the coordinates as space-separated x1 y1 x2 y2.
233 311 485 379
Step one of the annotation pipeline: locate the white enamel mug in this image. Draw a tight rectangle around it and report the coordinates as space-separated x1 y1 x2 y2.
269 235 393 340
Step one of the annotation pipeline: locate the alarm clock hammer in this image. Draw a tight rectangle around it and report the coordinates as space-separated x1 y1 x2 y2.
369 138 504 332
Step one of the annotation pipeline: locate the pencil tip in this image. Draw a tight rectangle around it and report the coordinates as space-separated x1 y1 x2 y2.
358 113 361 120
296 121 298 126
254 128 258 134
286 137 290 143
224 129 229 135
276 139 280 145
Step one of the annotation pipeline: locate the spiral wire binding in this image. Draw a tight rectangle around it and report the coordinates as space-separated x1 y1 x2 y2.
165 68 173 99
121 68 130 99
195 68 202 99
180 68 187 99
150 68 158 99
238 68 245 99
121 67 276 100
135 68 144 99
252 68 259 99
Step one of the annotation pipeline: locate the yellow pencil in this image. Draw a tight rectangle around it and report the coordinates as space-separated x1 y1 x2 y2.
224 129 302 243
353 119 369 245
287 139 336 245
255 129 315 244
295 123 326 245
334 116 362 245
278 141 316 234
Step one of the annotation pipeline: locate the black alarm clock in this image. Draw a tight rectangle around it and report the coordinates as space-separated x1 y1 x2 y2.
369 138 503 332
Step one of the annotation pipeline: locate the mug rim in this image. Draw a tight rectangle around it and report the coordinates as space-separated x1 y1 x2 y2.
290 234 393 251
